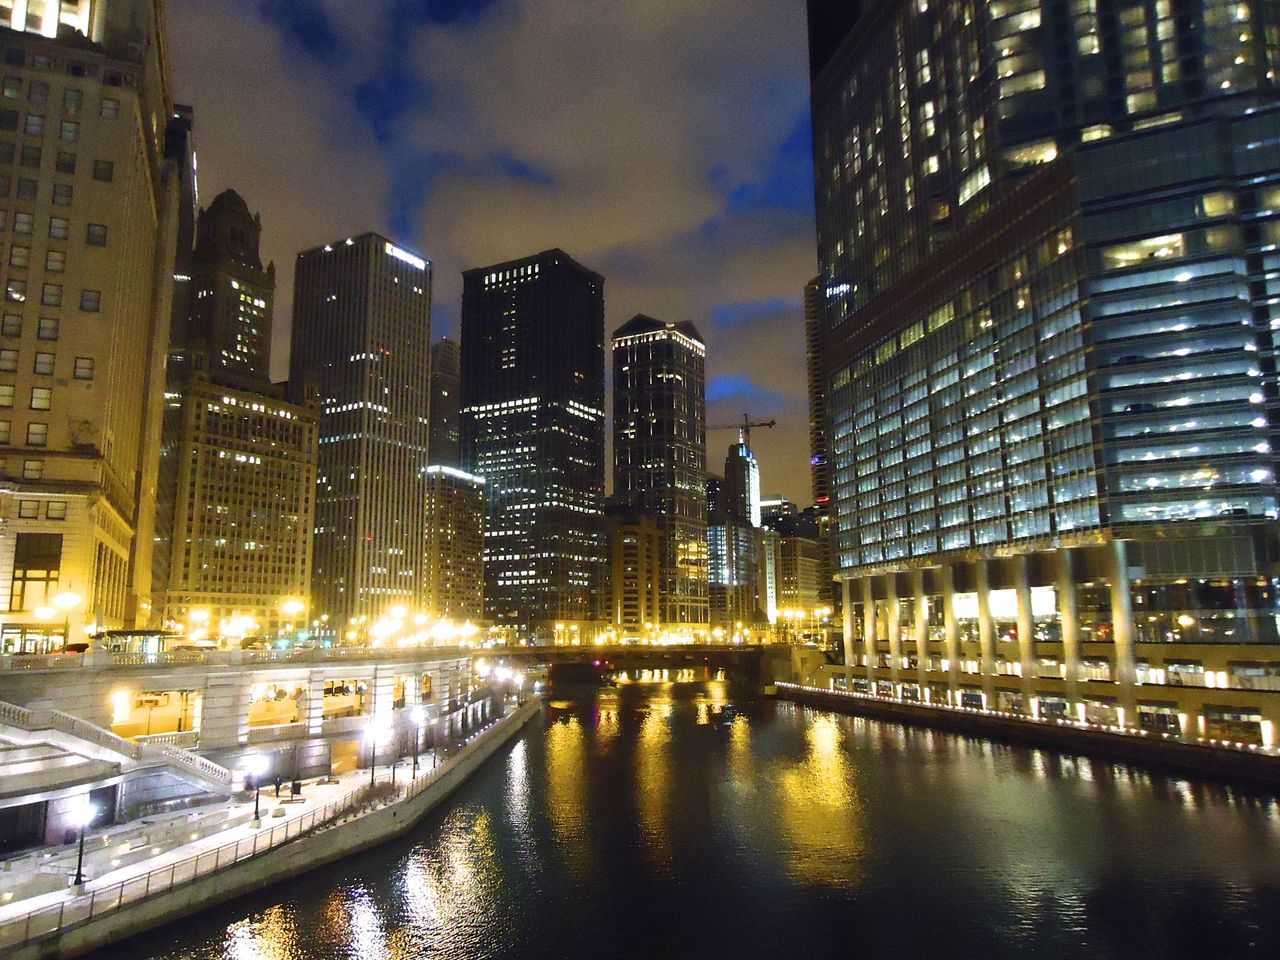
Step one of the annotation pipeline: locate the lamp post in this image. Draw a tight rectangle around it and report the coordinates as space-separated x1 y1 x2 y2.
365 712 393 789
70 798 97 887
280 598 305 645
245 754 269 825
411 706 426 777
53 591 82 647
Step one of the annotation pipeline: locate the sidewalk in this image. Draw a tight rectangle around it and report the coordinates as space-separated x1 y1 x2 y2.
0 748 452 926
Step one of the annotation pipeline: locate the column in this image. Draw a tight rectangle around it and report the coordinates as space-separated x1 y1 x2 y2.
1057 548 1081 712
975 559 996 706
1108 540 1137 725
886 573 901 691
862 577 876 684
841 578 857 685
306 674 326 736
1013 555 1036 714
913 569 928 694
942 562 959 704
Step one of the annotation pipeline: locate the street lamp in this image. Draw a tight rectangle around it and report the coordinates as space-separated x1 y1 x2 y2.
365 712 393 789
411 706 426 776
70 798 97 886
53 592 81 646
280 598 305 643
245 754 269 825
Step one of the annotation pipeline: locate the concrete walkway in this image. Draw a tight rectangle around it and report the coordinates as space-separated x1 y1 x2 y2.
1 698 541 960
0 746 454 924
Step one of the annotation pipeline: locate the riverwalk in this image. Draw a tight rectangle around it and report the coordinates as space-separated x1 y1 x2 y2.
0 696 542 960
776 682 1280 787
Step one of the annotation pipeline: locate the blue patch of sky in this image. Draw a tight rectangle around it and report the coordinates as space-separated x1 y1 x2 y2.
707 374 787 408
712 297 797 329
257 0 344 60
706 111 813 220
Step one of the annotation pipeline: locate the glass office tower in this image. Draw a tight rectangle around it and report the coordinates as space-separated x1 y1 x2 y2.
810 0 1280 745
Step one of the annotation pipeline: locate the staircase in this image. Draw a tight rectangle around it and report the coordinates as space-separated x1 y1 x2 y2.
0 700 232 798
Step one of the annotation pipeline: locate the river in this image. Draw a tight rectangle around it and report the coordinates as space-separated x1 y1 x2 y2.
94 679 1280 959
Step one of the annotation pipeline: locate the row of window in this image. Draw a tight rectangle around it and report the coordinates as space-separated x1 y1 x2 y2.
2 314 59 339
0 142 113 180
0 210 91 239
1 76 119 120
0 420 46 445
0 350 92 377
13 498 66 519
4 280 99 309
0 110 83 142
0 177 112 211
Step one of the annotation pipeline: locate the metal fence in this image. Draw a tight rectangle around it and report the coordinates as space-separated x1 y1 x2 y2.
0 702 529 952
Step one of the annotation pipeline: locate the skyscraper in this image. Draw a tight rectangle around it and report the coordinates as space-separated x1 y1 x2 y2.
428 337 461 469
423 465 484 623
0 1 177 651
722 434 762 528
810 0 1280 743
156 190 319 640
804 275 838 614
291 234 432 633
461 249 605 638
804 276 832 511
611 315 708 631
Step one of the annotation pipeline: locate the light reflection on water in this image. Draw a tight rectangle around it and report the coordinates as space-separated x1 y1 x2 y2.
105 685 1280 960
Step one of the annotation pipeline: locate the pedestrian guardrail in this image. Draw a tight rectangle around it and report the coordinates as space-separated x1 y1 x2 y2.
0 701 532 952
775 682 1280 756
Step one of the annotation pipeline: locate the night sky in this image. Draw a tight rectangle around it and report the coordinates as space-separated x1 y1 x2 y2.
168 0 817 504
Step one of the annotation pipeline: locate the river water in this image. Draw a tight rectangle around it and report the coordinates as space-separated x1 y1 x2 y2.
96 680 1280 960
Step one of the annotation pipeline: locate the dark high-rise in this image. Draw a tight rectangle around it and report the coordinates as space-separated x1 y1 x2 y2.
722 434 761 529
804 275 838 614
291 234 432 632
810 0 1280 742
428 337 461 468
461 250 605 638
612 315 708 632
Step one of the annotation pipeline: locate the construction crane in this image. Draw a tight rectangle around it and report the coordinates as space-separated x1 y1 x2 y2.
707 413 776 448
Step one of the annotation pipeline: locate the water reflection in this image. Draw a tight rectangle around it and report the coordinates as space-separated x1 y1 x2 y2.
773 714 865 885
104 683 1280 960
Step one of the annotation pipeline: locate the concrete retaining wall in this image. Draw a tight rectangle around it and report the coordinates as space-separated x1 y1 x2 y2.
778 686 1280 788
13 698 543 960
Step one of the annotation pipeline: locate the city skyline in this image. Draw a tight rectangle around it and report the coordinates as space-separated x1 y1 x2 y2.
164 0 816 505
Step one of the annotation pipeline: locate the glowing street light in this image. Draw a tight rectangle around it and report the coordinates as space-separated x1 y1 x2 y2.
70 797 97 886
410 706 427 776
365 712 394 788
244 754 269 824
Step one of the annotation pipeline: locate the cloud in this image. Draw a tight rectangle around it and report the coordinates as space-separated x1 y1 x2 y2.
167 0 393 373
165 0 818 502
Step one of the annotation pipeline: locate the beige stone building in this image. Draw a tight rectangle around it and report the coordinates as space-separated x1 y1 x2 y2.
155 189 319 641
605 508 661 636
423 465 483 623
0 1 177 651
